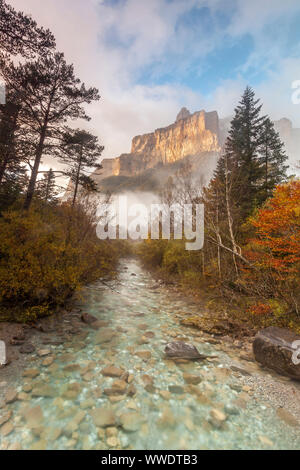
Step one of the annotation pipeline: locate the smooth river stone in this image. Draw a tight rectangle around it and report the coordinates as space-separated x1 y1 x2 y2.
119 412 144 432
31 385 57 398
209 409 227 429
5 388 18 404
183 374 202 385
101 366 125 378
165 341 204 360
0 410 12 427
135 351 152 361
23 406 44 427
94 329 116 344
0 421 14 436
90 407 116 428
104 380 127 396
23 369 40 379
37 349 51 357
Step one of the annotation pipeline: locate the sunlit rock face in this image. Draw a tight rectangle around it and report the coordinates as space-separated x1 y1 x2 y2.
95 109 221 181
131 110 220 166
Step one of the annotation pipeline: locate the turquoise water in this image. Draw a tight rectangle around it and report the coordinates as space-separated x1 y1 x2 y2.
0 259 300 450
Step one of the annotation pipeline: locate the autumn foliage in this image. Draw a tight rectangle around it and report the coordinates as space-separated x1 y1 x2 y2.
0 203 121 322
249 181 300 276
243 180 300 317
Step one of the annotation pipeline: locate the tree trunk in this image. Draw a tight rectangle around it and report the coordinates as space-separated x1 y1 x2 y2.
23 127 46 210
0 154 8 185
224 154 240 277
72 145 83 207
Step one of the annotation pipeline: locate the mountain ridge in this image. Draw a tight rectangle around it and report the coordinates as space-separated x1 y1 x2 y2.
90 107 300 193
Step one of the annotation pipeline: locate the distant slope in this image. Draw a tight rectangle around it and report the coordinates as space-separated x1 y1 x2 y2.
97 152 219 193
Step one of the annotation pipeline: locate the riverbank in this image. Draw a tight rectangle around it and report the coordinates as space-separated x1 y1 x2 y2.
1 259 300 450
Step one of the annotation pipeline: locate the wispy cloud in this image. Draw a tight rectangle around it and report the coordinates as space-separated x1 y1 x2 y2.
7 0 300 164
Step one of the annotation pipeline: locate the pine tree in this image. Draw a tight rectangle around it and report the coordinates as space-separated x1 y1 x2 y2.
0 52 100 210
225 86 265 220
59 129 103 206
258 117 288 202
0 87 22 185
36 169 59 203
0 0 55 57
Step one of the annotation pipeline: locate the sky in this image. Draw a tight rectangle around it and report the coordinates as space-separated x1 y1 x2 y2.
8 0 300 162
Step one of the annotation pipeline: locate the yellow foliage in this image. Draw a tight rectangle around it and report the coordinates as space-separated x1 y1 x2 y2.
0 203 120 321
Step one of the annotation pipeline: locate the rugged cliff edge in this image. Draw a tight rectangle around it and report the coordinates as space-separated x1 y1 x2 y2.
85 108 299 194
92 108 221 187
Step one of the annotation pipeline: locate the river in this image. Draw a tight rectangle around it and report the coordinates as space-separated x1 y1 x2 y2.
1 259 300 450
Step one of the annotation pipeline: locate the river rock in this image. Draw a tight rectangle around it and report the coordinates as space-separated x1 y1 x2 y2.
81 313 98 325
106 426 118 437
19 343 35 354
119 412 144 432
107 436 119 448
141 375 154 386
0 411 12 427
276 407 299 427
94 329 116 344
63 364 81 373
23 406 44 427
0 421 14 436
209 409 227 429
90 407 116 428
5 388 18 404
183 374 202 385
23 368 40 378
101 366 125 378
37 349 51 357
31 384 57 398
157 406 176 428
104 379 127 396
144 331 155 339
168 385 185 394
17 392 30 401
253 327 300 380
164 341 204 360
64 411 86 436
127 384 137 397
42 356 54 367
224 404 240 416
159 390 171 400
23 383 33 393
135 351 151 361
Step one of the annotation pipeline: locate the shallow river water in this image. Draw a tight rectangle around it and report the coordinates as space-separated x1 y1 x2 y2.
1 259 300 450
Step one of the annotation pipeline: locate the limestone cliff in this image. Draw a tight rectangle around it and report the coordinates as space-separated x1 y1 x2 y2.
93 108 221 182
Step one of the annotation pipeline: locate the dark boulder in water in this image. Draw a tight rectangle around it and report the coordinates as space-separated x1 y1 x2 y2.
165 341 206 360
253 327 300 380
81 313 98 325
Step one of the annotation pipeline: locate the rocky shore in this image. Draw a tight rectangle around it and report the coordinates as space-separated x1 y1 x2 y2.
1 261 300 450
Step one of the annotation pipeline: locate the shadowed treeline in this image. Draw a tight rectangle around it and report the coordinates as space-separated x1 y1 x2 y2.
0 0 126 322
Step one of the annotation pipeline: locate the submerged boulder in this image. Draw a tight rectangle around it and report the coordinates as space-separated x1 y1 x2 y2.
165 341 205 360
81 313 98 325
253 327 300 380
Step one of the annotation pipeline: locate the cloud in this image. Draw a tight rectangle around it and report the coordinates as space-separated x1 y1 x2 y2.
7 0 300 173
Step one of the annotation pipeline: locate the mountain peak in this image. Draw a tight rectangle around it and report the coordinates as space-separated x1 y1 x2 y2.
176 107 191 122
